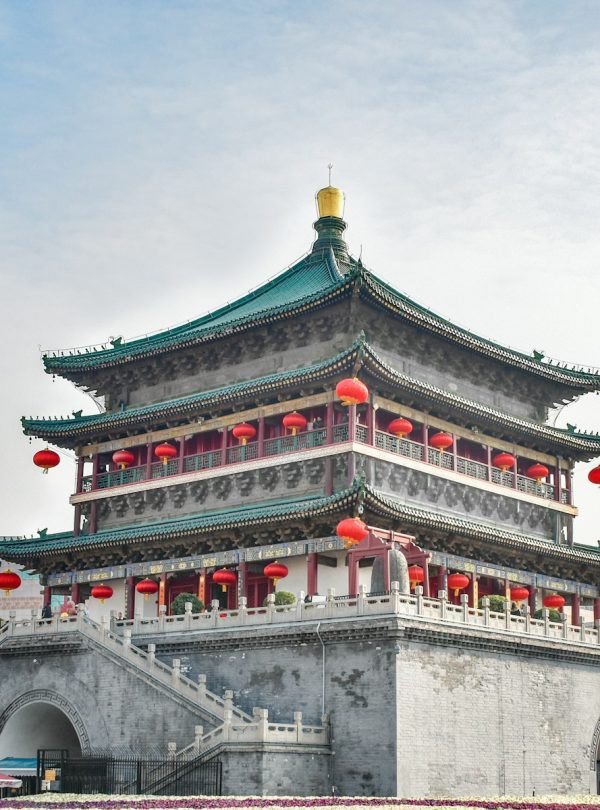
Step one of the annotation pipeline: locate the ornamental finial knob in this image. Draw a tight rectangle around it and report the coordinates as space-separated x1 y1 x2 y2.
316 165 345 219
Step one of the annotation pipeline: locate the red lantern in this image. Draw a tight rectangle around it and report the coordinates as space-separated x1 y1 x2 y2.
336 517 368 549
407 565 424 590
510 586 529 604
527 463 549 484
135 578 159 601
447 572 470 597
33 448 60 474
588 465 600 486
264 561 289 585
388 418 413 438
0 571 21 595
91 584 113 603
232 423 257 446
430 432 453 452
335 377 369 406
493 452 516 472
213 568 237 592
113 449 135 470
282 412 307 436
543 593 565 610
154 443 177 466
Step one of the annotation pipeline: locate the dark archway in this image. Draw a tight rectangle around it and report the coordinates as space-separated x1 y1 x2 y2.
0 690 89 758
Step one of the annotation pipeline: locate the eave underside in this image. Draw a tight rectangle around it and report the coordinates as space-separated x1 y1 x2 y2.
2 485 599 585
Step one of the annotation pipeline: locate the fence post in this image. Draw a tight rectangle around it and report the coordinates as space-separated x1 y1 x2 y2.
211 600 220 628
223 689 234 714
158 604 167 632
194 724 204 753
390 580 400 614
254 708 269 742
357 584 366 616
460 593 469 623
481 596 490 627
100 615 108 639
134 611 142 635
197 674 207 702
147 643 156 667
184 601 192 630
595 619 600 645
543 608 550 636
523 603 531 633
265 593 275 622
438 589 447 620
167 742 177 761
503 599 511 630
415 585 424 616
579 616 586 641
238 596 247 625
123 629 132 651
297 592 304 621
562 614 569 640
172 659 181 686
326 588 336 618
294 711 302 743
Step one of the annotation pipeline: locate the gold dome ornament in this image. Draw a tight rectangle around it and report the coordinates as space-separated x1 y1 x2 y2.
316 164 345 219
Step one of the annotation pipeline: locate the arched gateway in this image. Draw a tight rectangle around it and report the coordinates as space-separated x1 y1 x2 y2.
0 690 89 758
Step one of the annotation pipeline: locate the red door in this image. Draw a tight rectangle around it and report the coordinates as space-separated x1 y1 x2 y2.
247 575 271 608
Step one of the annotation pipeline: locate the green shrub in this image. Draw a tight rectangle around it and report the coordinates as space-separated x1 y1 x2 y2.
478 594 507 613
534 607 563 623
263 590 296 607
171 593 204 615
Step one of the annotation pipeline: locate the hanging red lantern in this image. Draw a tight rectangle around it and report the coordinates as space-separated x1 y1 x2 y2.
543 593 565 610
154 443 177 466
493 452 516 472
510 586 529 604
588 465 600 486
447 572 470 597
282 412 307 436
335 377 369 406
135 578 159 601
113 449 135 470
407 565 424 590
336 517 368 549
212 568 237 592
0 571 21 595
429 432 453 451
33 448 60 474
388 418 413 438
527 463 549 484
264 561 289 585
232 423 257 446
91 584 113 603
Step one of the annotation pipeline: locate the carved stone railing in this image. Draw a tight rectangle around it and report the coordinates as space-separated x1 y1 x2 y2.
108 586 600 648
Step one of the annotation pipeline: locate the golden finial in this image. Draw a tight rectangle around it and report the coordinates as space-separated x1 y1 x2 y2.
316 164 345 219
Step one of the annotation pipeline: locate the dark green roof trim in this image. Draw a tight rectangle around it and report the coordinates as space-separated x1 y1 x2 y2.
0 487 359 559
23 337 600 457
43 254 351 373
42 250 600 390
2 481 598 571
362 486 600 566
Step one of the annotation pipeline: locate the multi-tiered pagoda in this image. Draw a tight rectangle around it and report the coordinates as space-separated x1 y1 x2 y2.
3 183 600 623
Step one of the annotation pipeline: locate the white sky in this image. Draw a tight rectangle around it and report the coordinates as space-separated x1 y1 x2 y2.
0 1 598 547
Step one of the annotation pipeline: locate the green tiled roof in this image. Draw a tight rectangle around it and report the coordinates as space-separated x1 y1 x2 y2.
0 487 359 559
23 337 600 458
2 481 599 571
42 249 600 390
43 253 350 372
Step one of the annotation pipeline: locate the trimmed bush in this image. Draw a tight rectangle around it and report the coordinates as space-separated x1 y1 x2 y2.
263 590 296 606
171 592 204 615
534 607 563 623
478 594 507 613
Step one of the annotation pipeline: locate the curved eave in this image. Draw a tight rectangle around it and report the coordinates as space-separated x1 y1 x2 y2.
358 269 600 391
0 487 359 561
43 266 353 378
362 486 600 567
23 339 600 459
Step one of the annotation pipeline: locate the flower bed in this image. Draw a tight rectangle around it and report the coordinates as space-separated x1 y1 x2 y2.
2 796 600 810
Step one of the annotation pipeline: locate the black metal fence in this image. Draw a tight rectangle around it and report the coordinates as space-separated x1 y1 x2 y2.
38 749 222 796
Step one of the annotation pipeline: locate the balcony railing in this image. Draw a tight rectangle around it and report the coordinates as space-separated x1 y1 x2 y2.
79 424 570 505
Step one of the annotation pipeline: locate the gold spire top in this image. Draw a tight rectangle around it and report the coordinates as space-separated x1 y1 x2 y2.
316 163 345 218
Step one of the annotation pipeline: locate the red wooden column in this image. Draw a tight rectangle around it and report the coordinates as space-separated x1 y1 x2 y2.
178 438 185 474
554 457 562 502
145 440 153 481
91 454 100 490
73 506 82 537
325 402 334 445
467 575 478 608
571 594 580 626
198 569 207 607
451 433 458 472
70 583 80 605
75 456 85 494
486 446 492 482
594 597 600 622
237 561 248 603
422 423 429 463
158 573 167 612
348 404 357 442
528 587 537 614
436 565 447 596
307 552 318 596
125 576 135 619
220 427 228 466
366 400 375 445
257 417 265 458
43 586 52 606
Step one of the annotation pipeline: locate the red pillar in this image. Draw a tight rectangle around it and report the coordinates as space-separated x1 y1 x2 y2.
307 552 318 596
325 401 334 445
178 438 185 474
198 569 206 607
571 594 580 626
554 457 562 502
43 586 52 606
75 456 85 494
125 577 135 619
528 587 537 615
486 446 492 482
89 501 98 534
145 440 153 481
70 583 80 606
220 428 228 466
158 573 167 612
423 423 429 463
366 401 374 445
348 404 357 442
73 505 81 537
594 597 600 622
